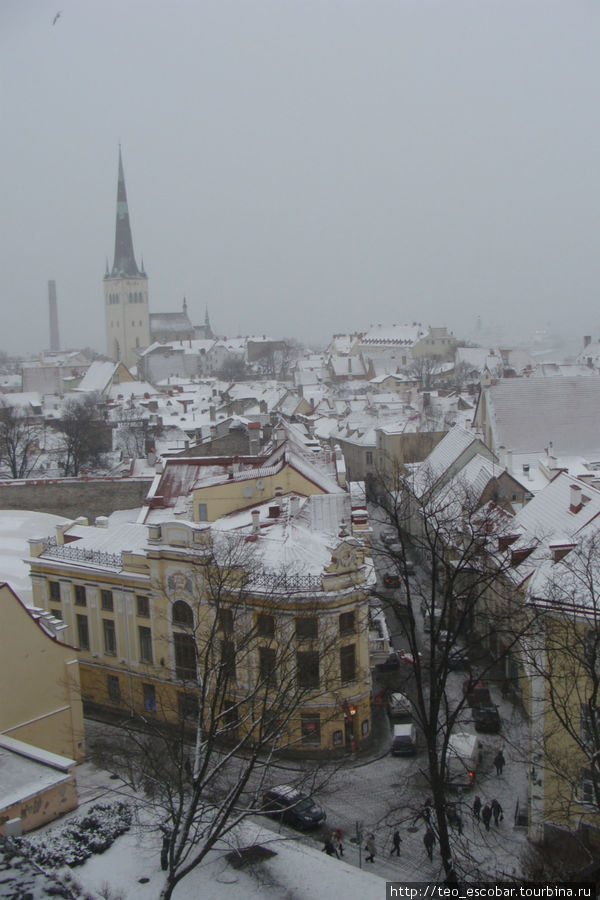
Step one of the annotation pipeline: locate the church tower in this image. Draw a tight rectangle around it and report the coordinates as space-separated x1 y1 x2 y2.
104 147 150 368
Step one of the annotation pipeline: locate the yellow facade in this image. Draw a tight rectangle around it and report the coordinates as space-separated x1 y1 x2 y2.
0 584 85 763
29 520 373 756
192 461 331 522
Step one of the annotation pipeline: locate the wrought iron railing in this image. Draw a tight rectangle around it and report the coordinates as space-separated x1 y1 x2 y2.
248 572 322 593
42 540 122 569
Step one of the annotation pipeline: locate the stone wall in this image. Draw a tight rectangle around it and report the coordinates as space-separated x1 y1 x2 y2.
0 477 152 523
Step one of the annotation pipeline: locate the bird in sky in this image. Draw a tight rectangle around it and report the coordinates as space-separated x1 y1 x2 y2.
52 11 61 25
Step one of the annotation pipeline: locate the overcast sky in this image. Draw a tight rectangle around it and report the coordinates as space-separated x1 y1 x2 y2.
1 1 599 355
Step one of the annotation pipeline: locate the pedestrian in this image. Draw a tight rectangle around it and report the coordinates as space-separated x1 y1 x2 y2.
423 827 435 861
332 829 344 858
322 837 338 858
494 749 505 775
481 804 492 832
423 798 433 824
391 829 402 856
160 826 171 871
472 795 481 821
491 799 503 826
365 833 376 863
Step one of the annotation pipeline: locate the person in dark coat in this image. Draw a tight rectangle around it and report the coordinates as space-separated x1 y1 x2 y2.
391 829 402 856
481 803 492 831
424 827 435 860
473 795 482 821
160 827 171 871
323 837 338 858
365 833 376 863
494 749 505 775
491 799 503 825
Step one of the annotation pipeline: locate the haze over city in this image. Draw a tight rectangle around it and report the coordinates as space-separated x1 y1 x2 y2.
2 0 599 355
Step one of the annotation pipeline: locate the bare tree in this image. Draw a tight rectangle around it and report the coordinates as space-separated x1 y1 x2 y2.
216 358 247 382
113 404 150 458
408 355 439 390
0 400 42 478
371 462 535 879
90 532 348 899
56 393 108 476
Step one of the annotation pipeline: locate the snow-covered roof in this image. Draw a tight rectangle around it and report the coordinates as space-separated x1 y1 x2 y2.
359 324 425 346
75 361 120 394
484 376 600 457
412 425 483 496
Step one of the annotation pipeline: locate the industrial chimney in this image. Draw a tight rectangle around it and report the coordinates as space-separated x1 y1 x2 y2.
48 280 60 351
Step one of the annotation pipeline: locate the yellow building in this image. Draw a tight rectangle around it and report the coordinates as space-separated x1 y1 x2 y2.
144 428 346 524
28 492 374 757
0 583 84 763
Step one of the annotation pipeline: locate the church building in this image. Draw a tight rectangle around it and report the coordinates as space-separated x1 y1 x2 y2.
104 148 151 369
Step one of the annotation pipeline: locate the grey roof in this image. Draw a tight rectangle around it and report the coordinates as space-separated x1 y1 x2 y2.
107 148 143 278
150 312 193 336
486 376 600 457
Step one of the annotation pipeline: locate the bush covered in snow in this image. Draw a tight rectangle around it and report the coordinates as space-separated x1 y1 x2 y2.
17 802 132 869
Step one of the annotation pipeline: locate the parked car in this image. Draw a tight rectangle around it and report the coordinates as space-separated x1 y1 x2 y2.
381 530 396 546
463 679 492 707
262 785 326 831
473 704 501 733
446 646 471 670
376 651 401 672
383 572 401 588
387 691 412 719
391 723 418 756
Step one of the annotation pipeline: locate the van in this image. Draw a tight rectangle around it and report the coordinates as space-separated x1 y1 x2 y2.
391 723 418 756
387 692 412 720
445 731 480 789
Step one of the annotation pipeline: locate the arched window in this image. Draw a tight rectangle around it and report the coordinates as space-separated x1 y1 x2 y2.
172 600 193 628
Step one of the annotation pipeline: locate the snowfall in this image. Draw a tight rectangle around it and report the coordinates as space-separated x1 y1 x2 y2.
0 509 534 897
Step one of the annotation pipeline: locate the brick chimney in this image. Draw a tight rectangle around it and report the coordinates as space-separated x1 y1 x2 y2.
570 484 582 514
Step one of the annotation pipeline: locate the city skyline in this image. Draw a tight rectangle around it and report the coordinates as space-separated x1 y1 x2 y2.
2 1 599 355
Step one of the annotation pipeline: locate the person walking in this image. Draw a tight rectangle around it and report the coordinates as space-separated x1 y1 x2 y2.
391 829 402 856
332 829 344 858
494 749 506 775
322 837 338 858
424 827 435 861
472 796 482 822
365 833 376 863
481 804 492 832
422 798 433 825
491 799 503 826
160 826 171 871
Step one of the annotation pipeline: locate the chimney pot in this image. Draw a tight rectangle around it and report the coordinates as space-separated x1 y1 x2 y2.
570 483 582 513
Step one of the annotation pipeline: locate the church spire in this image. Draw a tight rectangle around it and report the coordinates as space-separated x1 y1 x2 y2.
110 146 142 277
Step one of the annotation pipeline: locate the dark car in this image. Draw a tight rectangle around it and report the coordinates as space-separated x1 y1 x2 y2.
473 704 501 733
383 572 401 588
463 679 492 707
376 650 401 672
446 646 471 670
262 786 326 831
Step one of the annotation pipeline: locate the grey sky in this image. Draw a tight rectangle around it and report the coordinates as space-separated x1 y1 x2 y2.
2 1 599 355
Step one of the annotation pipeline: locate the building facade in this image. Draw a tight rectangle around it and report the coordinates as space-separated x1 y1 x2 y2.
28 510 374 757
